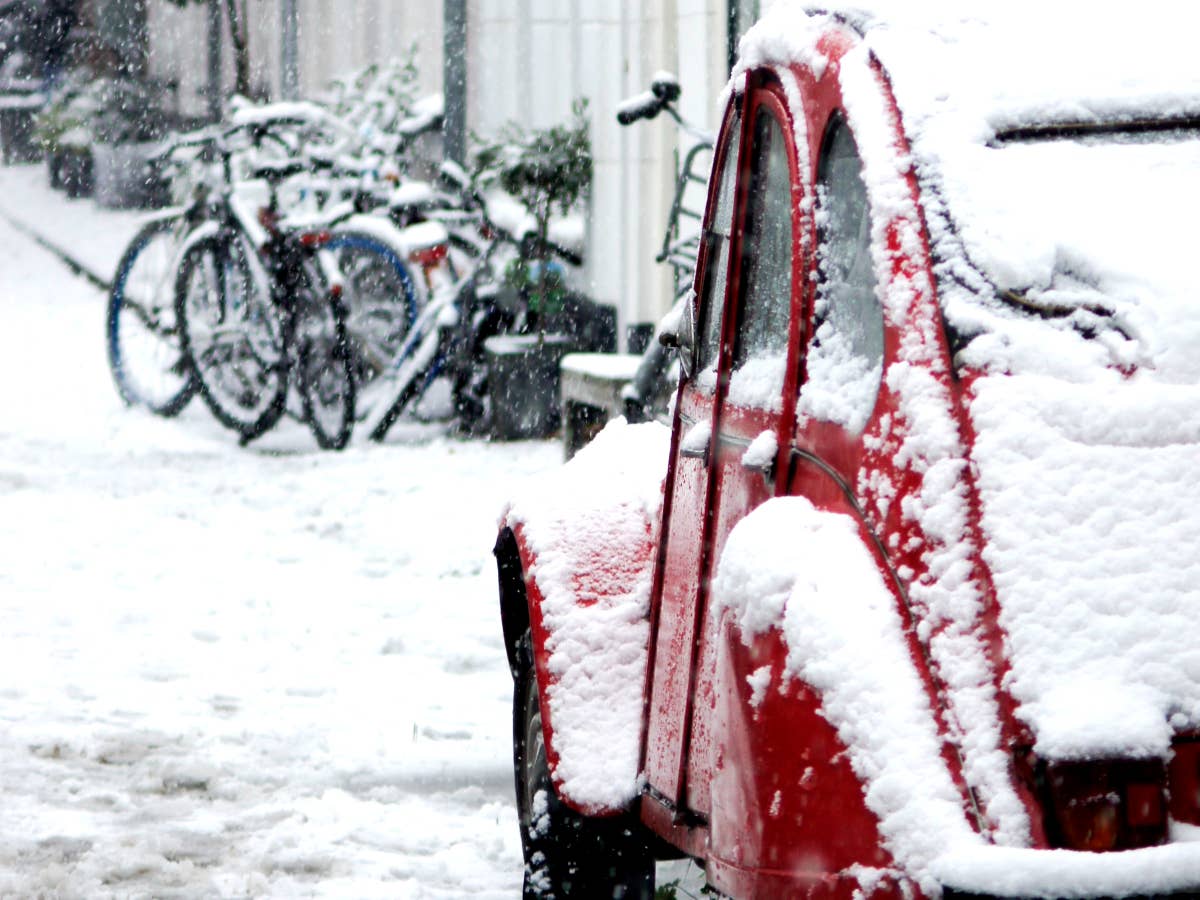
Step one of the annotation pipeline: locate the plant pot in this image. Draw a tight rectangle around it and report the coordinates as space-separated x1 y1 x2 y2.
56 146 93 198
46 148 63 189
484 333 577 440
92 141 165 209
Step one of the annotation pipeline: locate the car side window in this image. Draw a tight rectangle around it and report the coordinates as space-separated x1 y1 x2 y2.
695 108 742 381
799 114 884 432
728 104 794 410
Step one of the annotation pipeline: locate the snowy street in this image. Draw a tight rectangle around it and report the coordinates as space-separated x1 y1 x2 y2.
0 168 562 896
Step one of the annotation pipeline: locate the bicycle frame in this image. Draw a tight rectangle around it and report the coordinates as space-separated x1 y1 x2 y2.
359 231 489 441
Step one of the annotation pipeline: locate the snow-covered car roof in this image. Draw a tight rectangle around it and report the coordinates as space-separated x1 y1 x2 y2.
743 1 1200 384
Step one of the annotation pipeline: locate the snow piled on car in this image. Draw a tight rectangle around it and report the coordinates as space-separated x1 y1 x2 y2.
971 376 1200 758
711 496 978 895
502 419 670 811
763 0 1200 758
742 5 1032 849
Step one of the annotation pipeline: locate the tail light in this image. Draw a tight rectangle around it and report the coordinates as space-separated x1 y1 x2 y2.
257 206 280 231
1043 759 1166 851
299 230 333 247
1169 736 1200 825
409 243 449 267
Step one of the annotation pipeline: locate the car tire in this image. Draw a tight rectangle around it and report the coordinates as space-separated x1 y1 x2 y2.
513 631 655 899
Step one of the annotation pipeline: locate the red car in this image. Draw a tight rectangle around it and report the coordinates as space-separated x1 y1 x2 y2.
496 4 1200 897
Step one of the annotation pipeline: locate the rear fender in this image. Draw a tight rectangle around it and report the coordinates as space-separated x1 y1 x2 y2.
707 497 980 896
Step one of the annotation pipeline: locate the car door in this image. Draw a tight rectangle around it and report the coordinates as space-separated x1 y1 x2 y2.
684 80 803 819
641 98 744 827
643 75 804 825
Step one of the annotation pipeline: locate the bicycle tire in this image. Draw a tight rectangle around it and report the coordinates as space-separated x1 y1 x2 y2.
326 230 422 387
106 216 198 416
294 279 356 451
175 232 290 441
361 315 447 442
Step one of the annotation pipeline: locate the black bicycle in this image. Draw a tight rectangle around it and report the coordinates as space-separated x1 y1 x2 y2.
168 124 356 449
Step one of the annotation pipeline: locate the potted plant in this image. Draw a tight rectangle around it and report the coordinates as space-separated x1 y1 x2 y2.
473 100 602 439
88 78 168 209
35 74 96 197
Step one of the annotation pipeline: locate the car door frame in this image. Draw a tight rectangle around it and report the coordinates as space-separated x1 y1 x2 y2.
638 69 808 847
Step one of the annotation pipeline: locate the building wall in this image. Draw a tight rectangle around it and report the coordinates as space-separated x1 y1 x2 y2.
467 0 728 339
146 1 443 118
144 0 731 339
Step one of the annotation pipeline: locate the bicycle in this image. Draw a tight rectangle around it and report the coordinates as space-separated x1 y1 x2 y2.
104 61 451 445
167 123 357 449
105 118 304 422
252 98 458 421
356 160 592 443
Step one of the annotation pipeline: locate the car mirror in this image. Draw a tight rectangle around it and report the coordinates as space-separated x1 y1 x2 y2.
656 291 697 381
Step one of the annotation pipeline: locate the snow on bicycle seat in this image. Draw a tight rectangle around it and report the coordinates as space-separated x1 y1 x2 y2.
397 220 450 254
388 180 436 211
231 100 326 129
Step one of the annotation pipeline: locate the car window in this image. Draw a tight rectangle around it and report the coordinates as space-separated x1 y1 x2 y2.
727 104 794 411
695 108 742 386
799 114 884 432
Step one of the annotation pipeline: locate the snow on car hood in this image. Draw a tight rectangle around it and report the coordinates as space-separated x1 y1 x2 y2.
969 373 1200 759
933 132 1200 385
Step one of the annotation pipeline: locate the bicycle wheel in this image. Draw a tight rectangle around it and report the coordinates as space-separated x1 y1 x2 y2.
327 230 422 385
448 289 513 435
294 276 356 451
106 216 198 416
175 232 290 441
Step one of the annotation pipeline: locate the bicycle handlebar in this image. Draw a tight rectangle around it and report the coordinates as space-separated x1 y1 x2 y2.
251 159 308 185
616 73 714 145
522 231 584 268
616 72 683 125
616 91 665 125
230 99 357 141
651 72 682 103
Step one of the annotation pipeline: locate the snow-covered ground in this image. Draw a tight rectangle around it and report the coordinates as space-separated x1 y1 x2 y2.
0 168 562 896
0 165 145 285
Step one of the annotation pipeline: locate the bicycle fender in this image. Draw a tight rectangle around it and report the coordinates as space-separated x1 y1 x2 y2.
338 214 449 259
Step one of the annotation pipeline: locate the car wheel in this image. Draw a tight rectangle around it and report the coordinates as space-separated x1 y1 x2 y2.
513 631 655 899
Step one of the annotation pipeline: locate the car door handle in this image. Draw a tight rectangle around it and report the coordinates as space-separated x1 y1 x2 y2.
741 457 773 477
741 457 774 488
680 421 711 464
741 430 777 485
